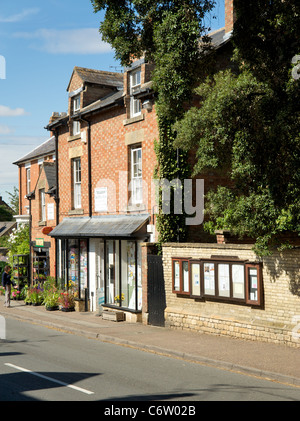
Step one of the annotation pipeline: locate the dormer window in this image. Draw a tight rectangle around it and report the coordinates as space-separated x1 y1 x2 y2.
130 69 141 118
72 95 81 135
73 95 80 114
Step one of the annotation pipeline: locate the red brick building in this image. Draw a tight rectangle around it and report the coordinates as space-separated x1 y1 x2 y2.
44 60 159 317
13 137 57 279
14 2 236 320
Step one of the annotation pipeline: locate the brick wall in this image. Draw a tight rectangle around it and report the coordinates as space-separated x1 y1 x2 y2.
57 63 159 224
30 165 57 278
162 243 300 347
225 0 235 35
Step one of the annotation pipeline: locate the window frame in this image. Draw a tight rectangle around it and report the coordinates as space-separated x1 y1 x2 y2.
130 146 143 205
72 158 82 209
173 257 263 307
72 95 81 135
39 188 46 222
26 167 31 195
130 69 142 118
73 95 80 113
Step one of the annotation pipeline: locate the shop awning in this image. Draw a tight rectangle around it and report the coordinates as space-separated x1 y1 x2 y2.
49 214 150 238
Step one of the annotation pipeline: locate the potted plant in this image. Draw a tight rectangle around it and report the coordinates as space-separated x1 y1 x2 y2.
114 293 125 304
43 285 59 311
0 286 5 296
58 291 75 312
30 284 44 306
11 286 21 300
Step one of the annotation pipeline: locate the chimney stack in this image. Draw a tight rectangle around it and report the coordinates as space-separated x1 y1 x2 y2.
224 0 236 39
49 112 61 125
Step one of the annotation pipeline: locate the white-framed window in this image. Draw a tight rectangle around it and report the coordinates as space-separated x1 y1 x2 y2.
131 146 142 204
73 120 80 136
73 95 80 113
72 95 81 135
39 189 46 221
26 167 31 195
72 158 81 209
130 69 142 118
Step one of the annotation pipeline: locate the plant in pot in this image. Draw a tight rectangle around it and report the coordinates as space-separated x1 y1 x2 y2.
58 291 75 312
11 285 21 300
43 285 59 311
30 284 44 306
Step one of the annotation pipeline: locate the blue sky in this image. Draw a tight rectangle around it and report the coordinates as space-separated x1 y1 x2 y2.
0 0 224 205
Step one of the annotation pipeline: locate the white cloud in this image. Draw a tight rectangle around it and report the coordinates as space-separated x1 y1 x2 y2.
0 105 28 117
0 8 39 23
14 28 112 55
0 125 14 135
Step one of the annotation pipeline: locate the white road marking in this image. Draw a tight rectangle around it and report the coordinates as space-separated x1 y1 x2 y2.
5 363 94 395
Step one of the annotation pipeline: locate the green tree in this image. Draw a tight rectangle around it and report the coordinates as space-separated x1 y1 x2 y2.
0 205 13 221
92 0 215 247
174 1 300 255
6 187 19 215
2 224 30 267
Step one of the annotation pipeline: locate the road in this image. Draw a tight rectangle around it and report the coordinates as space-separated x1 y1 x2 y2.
0 318 299 403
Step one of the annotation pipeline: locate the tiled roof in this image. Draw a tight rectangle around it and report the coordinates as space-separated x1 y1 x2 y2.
0 221 17 237
74 90 124 117
68 67 123 91
13 136 55 165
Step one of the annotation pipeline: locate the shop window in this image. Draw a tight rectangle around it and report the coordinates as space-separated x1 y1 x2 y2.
68 239 88 299
173 258 263 306
105 239 142 311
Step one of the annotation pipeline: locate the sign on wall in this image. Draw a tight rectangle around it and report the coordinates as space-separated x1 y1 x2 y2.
95 187 108 212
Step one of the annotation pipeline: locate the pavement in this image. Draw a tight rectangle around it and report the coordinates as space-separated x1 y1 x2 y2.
1 296 299 388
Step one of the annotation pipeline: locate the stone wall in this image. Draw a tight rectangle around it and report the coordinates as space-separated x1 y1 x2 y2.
162 243 300 347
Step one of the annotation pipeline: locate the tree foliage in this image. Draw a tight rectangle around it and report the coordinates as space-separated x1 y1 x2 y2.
2 224 30 267
174 0 300 255
92 0 215 246
0 205 13 222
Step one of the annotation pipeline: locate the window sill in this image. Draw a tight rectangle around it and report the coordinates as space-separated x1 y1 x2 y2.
38 221 47 226
68 209 84 215
126 204 146 212
123 114 144 126
68 134 81 142
102 304 142 314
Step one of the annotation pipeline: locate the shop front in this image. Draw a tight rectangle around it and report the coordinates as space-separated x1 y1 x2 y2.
50 215 149 314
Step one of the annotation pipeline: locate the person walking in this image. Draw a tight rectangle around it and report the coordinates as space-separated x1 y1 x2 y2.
2 266 13 308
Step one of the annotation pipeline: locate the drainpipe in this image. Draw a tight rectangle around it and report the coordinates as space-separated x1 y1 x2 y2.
54 128 60 225
26 192 35 286
78 116 92 218
54 128 60 282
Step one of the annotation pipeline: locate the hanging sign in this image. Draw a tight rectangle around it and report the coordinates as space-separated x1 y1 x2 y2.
42 227 53 235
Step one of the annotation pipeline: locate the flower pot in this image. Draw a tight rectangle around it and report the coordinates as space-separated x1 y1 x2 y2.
60 307 75 312
46 305 59 311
